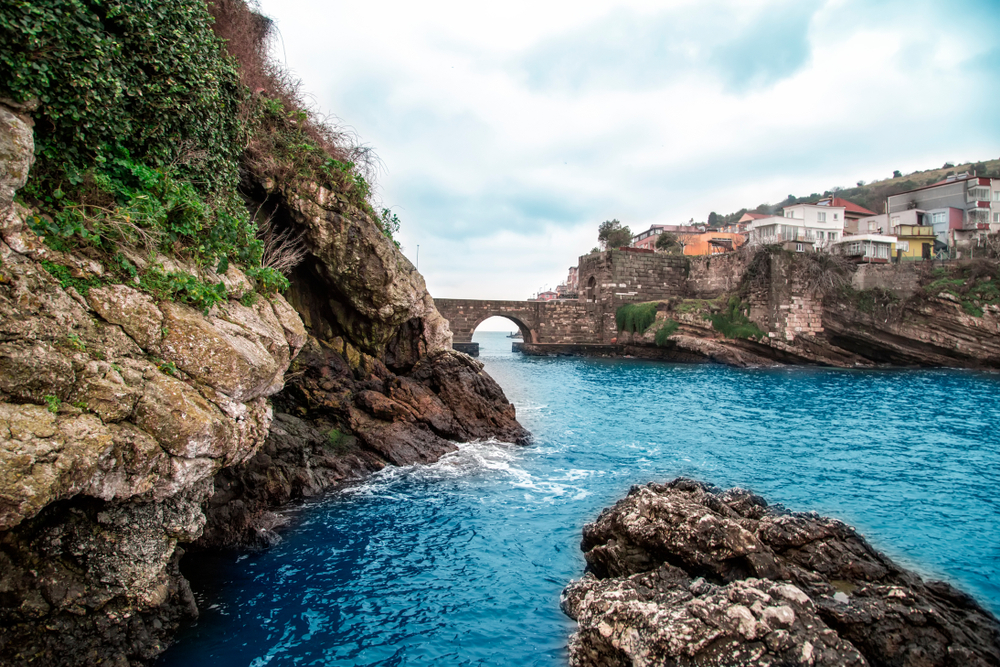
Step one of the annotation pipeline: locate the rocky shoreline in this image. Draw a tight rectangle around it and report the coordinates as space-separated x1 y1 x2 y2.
0 98 528 665
562 479 1000 666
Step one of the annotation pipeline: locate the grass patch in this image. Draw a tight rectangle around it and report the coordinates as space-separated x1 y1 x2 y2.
616 302 658 334
840 285 900 315
921 261 1000 318
674 295 727 315
654 320 679 346
708 296 766 340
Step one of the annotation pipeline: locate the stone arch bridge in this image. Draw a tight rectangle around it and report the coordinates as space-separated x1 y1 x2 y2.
434 299 606 355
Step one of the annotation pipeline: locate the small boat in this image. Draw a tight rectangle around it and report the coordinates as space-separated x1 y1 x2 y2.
507 331 523 339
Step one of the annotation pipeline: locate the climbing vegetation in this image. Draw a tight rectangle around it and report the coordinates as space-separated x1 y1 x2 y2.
616 302 658 334
654 320 679 346
707 296 765 341
0 0 398 308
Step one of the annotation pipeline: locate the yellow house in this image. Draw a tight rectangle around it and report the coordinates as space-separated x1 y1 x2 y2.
894 224 937 261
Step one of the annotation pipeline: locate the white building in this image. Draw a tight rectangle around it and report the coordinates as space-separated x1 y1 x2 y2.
830 234 897 263
748 203 847 250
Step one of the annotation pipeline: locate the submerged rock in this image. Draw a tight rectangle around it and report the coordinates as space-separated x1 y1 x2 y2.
562 479 1000 666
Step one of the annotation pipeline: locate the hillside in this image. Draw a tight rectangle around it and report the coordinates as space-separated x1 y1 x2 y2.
718 156 1000 224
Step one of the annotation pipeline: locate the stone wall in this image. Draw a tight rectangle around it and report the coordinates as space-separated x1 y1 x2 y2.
687 253 750 299
852 262 926 297
578 250 688 306
746 253 824 342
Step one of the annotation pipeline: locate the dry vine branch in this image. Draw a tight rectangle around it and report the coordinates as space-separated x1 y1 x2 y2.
256 211 308 275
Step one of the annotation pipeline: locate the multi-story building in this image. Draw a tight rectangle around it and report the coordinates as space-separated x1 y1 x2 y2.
816 196 877 228
885 174 1000 247
747 202 847 250
631 224 701 251
830 234 896 263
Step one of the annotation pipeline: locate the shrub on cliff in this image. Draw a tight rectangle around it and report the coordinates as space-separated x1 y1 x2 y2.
1 0 397 302
708 296 765 340
616 302 658 334
1 0 248 199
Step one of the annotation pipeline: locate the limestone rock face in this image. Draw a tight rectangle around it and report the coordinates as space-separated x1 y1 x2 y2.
0 105 33 209
280 180 452 359
0 105 307 664
563 479 1000 667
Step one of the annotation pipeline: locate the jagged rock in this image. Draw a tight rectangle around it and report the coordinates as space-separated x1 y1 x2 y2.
199 340 530 547
0 150 305 663
0 104 33 210
563 479 1000 667
279 180 452 359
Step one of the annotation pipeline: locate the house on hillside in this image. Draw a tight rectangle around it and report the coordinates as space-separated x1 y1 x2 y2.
854 209 941 260
747 202 846 250
830 234 896 263
631 224 701 250
681 231 746 255
886 173 1000 253
817 196 877 230
722 212 768 233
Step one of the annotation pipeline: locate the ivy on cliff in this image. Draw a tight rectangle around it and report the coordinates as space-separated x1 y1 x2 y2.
0 0 248 198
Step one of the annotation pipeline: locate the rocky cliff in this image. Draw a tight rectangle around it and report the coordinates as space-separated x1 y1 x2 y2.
616 251 1000 369
563 479 1000 667
0 72 526 667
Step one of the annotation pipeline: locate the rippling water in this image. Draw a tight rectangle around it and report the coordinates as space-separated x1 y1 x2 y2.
159 331 1000 666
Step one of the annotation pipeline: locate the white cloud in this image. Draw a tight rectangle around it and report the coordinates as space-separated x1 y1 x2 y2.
257 0 1000 302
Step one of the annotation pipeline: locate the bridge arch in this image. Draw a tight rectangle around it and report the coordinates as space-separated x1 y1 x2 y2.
469 314 537 344
434 297 602 354
433 299 542 345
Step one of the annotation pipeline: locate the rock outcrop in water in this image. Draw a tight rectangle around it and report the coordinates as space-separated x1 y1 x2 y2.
562 479 1000 666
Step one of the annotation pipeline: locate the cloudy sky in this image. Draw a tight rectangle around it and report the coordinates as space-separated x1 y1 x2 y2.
257 0 1000 308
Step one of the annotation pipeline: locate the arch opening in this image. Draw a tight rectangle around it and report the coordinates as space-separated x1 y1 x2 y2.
586 276 598 303
472 315 535 344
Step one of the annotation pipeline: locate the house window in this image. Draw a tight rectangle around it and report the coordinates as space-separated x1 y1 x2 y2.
816 231 825 241
931 212 946 225
890 216 900 226
995 212 1000 223
968 186 990 202
796 243 804 252
829 232 838 241
994 191 1000 201
817 212 827 222
834 213 839 221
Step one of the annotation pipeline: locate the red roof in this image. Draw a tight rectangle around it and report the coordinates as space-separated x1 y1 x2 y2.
821 197 877 216
743 212 769 219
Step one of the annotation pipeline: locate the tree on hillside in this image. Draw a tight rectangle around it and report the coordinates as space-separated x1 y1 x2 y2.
707 212 719 227
598 219 632 249
656 232 683 255
893 170 902 178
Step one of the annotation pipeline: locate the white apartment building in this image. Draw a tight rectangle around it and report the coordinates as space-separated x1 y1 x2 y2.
748 203 847 249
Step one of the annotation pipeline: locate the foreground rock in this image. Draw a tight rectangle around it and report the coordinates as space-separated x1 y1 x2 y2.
199 337 529 548
562 479 1000 666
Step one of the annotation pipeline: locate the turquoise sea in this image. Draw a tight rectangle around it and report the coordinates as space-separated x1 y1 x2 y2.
159 330 1000 665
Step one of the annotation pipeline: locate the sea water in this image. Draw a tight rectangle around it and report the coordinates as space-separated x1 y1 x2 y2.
159 330 1000 666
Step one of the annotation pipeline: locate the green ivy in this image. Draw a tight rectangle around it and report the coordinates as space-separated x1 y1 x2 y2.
708 296 766 340
0 0 248 200
616 302 658 334
654 320 679 346
139 267 228 315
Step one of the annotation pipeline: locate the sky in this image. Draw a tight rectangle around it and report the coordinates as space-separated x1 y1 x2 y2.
256 0 1000 314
